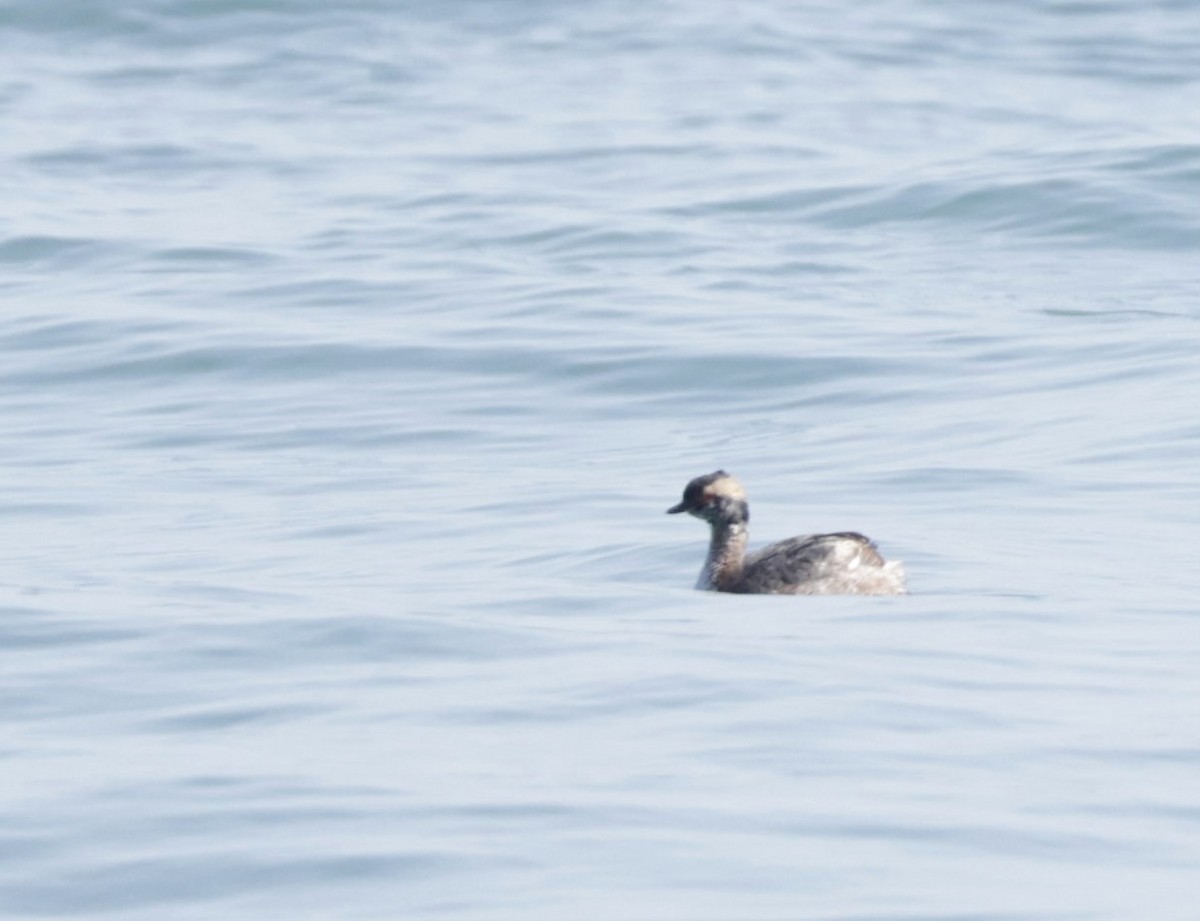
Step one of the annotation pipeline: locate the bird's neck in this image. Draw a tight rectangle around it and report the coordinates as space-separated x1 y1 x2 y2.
697 521 748 591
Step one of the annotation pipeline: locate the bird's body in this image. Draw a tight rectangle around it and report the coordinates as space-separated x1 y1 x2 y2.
668 471 906 596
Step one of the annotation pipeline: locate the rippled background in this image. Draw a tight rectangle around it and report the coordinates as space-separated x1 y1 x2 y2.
3 1 1200 918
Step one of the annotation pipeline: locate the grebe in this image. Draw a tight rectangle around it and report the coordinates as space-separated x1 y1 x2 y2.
667 471 906 595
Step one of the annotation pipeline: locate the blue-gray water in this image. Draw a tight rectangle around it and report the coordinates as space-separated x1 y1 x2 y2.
3 1 1200 918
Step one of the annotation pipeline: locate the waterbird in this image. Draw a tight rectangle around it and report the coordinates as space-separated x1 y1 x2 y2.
667 470 906 595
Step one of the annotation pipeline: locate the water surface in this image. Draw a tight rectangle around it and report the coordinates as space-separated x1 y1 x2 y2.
3 1 1200 918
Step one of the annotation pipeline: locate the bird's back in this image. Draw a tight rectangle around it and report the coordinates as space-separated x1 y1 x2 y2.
732 532 906 595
